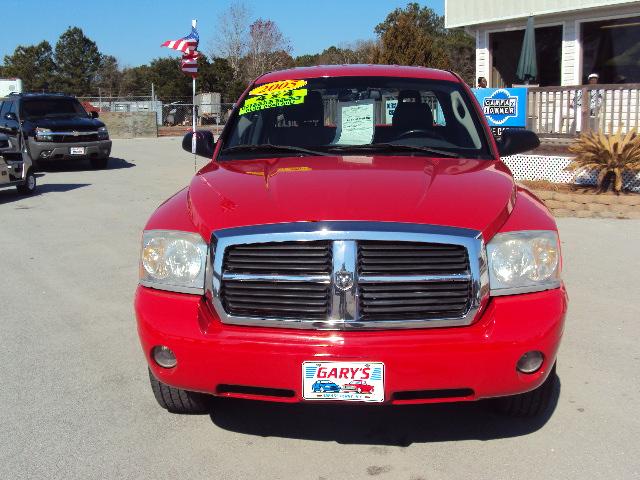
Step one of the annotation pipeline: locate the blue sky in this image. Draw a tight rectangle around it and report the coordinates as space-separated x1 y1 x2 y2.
1 0 444 67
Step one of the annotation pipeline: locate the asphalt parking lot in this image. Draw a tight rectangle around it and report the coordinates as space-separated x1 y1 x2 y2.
1 137 639 480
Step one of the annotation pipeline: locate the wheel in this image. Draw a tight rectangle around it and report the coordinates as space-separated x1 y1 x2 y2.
148 368 212 414
90 157 109 169
492 364 558 417
16 169 36 195
356 388 362 394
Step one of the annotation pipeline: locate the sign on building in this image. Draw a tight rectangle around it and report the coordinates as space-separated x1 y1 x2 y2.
472 88 527 137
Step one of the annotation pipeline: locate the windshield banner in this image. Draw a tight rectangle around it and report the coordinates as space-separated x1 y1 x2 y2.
239 88 308 115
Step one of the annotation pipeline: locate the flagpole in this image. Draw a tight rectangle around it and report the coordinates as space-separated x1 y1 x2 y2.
191 19 197 158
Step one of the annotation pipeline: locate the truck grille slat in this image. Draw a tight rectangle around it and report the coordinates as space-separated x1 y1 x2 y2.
362 283 468 292
224 282 328 292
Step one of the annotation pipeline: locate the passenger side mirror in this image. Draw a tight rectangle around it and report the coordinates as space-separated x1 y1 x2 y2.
496 129 540 157
5 112 17 121
182 130 216 158
90 111 99 119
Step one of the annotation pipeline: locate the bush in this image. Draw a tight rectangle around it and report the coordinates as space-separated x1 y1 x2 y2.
567 130 640 193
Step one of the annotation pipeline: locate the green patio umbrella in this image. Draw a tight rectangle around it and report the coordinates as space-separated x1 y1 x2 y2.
516 16 538 84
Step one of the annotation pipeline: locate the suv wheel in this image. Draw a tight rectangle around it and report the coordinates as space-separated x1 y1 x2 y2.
16 169 36 195
491 363 558 417
90 157 109 169
148 369 212 414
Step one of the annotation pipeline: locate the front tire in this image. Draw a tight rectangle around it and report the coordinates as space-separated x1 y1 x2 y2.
16 169 36 195
492 364 558 417
148 369 212 414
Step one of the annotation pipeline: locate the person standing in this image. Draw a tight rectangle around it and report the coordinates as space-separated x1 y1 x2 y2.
571 73 603 132
477 77 488 88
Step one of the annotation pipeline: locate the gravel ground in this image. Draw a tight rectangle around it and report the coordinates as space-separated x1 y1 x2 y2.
1 137 639 480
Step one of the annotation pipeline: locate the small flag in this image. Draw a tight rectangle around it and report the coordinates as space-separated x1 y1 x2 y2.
161 26 199 54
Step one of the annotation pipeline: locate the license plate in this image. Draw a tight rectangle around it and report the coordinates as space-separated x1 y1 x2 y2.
70 147 85 155
302 361 384 402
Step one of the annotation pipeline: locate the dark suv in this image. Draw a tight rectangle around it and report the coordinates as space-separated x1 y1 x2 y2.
0 93 112 169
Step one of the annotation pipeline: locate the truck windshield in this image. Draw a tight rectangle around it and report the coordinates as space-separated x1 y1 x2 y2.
21 98 88 119
221 76 492 160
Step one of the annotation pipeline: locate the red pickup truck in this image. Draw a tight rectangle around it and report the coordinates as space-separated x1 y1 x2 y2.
136 65 567 417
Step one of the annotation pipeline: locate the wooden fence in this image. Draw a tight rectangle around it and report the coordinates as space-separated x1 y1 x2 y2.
527 83 640 137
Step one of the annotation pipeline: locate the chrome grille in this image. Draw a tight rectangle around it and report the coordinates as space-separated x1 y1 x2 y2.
358 241 469 275
224 241 331 275
210 222 487 330
53 133 99 143
359 280 471 321
358 241 471 321
221 280 330 319
220 240 331 319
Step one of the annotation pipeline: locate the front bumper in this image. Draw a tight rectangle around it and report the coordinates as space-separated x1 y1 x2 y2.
28 138 112 162
135 286 567 405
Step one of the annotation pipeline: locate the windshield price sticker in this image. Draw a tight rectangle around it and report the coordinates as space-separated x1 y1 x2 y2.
239 88 308 115
332 100 375 145
249 79 307 96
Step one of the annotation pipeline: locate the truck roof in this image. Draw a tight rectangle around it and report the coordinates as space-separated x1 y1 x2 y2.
255 64 461 85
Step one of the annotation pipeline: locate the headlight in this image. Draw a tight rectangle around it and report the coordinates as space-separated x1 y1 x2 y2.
97 126 109 140
139 230 208 294
35 127 53 142
486 230 561 295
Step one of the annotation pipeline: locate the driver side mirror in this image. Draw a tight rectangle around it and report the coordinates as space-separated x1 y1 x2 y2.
5 112 17 121
90 111 99 119
496 129 540 157
182 130 216 158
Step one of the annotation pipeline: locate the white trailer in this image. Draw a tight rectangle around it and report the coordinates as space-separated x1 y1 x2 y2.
0 78 23 97
195 92 222 124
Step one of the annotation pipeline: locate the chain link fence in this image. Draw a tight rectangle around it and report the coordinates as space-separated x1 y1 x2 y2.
78 96 235 136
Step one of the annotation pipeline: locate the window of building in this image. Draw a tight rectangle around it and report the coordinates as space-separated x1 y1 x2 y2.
581 16 640 84
490 25 562 87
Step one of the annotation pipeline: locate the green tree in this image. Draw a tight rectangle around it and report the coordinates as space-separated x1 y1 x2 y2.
119 65 151 96
146 57 192 99
373 3 449 69
2 41 55 91
444 29 475 86
199 55 245 102
95 55 122 97
294 53 320 67
53 27 102 95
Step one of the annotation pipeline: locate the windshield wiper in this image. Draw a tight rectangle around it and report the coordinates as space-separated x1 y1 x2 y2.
221 144 331 157
327 143 460 158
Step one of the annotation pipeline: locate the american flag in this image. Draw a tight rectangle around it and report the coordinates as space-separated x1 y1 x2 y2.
162 25 200 77
161 26 199 53
181 50 200 76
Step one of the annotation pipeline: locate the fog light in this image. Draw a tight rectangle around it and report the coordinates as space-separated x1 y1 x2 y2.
39 150 53 158
516 351 544 374
152 346 177 368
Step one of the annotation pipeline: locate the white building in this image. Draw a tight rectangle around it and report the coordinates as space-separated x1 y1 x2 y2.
445 0 640 87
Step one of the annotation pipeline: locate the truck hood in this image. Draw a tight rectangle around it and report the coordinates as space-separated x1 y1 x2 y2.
27 116 105 131
187 155 515 240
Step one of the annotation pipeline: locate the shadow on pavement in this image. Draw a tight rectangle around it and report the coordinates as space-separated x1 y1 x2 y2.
36 157 135 172
0 183 90 205
208 379 561 446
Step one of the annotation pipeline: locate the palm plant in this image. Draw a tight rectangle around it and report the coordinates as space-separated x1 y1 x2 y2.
567 129 640 193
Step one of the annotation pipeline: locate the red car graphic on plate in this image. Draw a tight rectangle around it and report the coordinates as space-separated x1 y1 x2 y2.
342 380 374 394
